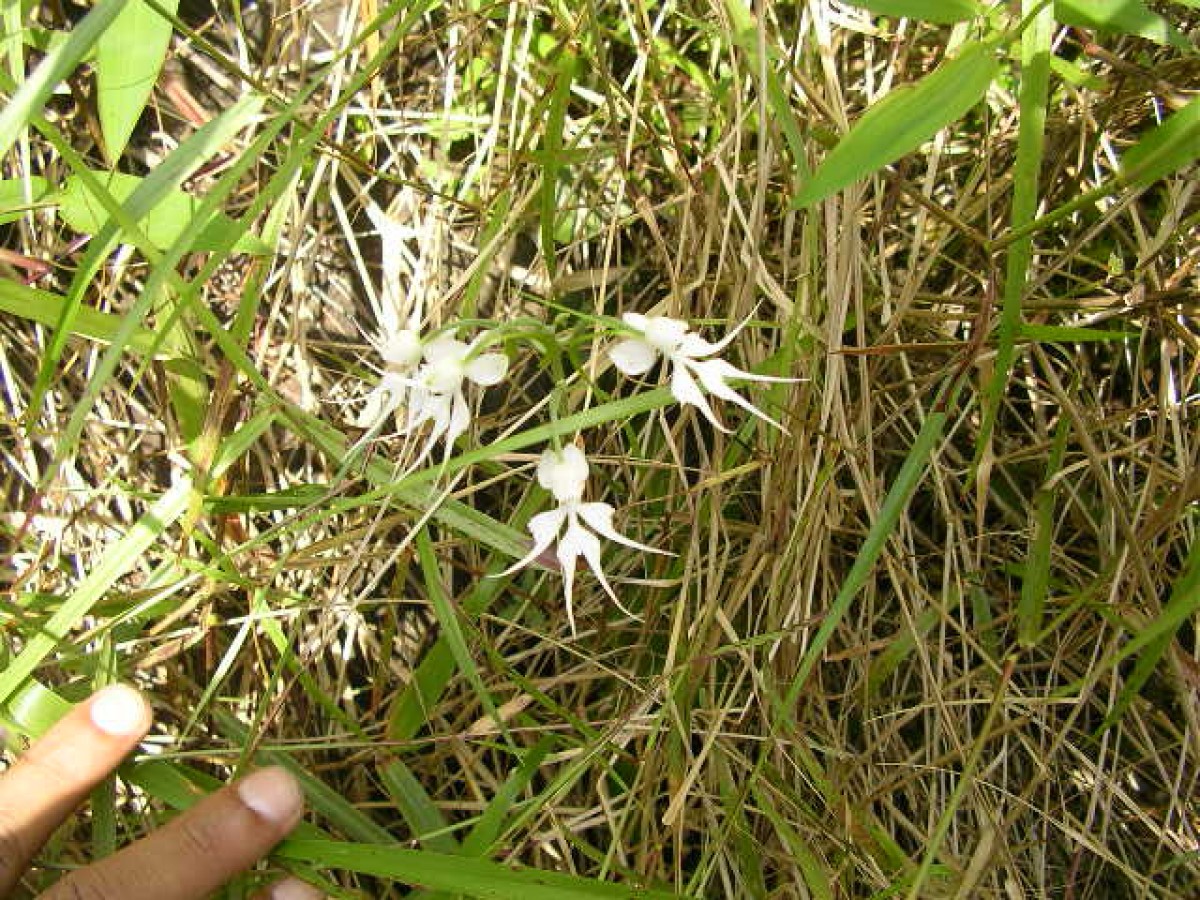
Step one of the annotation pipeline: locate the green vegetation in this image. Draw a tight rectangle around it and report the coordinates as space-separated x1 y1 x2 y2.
1 0 1197 896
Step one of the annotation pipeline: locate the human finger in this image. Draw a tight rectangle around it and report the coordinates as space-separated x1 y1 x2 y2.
41 766 305 900
0 683 151 896
248 875 326 899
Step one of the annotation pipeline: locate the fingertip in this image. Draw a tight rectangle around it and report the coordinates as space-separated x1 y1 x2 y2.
89 684 152 738
266 875 326 899
236 766 305 829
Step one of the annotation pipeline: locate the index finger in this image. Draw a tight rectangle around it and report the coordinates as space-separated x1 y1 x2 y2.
0 684 151 895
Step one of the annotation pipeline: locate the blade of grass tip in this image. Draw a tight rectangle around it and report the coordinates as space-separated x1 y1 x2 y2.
792 39 999 209
1017 409 1069 647
274 840 685 899
459 737 554 856
95 0 180 162
1096 537 1200 733
0 0 129 159
781 403 950 719
975 0 1053 462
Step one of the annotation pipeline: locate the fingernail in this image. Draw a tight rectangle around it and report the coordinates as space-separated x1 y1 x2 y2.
90 684 150 736
270 876 325 899
237 767 304 825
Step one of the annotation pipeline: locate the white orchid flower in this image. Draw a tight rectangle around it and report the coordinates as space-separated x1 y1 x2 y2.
498 444 669 636
608 312 794 432
356 326 424 429
404 334 508 460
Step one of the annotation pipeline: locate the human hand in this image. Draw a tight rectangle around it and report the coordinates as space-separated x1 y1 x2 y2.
0 684 321 899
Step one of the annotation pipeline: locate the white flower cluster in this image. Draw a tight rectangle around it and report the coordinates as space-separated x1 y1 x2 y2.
357 311 794 635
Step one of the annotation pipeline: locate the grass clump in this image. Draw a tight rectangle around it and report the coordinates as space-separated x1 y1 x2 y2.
1 1 1198 897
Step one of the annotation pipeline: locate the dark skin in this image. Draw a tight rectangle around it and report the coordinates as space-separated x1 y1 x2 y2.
0 685 322 899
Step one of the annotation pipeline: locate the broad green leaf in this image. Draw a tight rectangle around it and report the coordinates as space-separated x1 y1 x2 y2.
1119 97 1200 187
1055 0 1192 48
0 0 128 160
96 0 180 162
0 176 52 223
793 41 999 208
56 169 270 254
0 280 167 359
843 0 983 23
275 840 683 899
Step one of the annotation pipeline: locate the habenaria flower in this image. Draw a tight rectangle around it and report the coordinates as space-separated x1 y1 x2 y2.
608 313 794 431
356 326 423 429
499 444 668 635
358 327 508 460
404 334 508 460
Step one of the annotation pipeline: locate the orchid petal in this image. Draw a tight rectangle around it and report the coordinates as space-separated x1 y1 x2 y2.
576 502 671 555
557 523 584 635
465 352 508 386
671 361 730 432
677 314 752 358
379 328 423 368
423 334 469 364
569 515 642 622
443 390 472 455
608 338 658 376
694 359 788 431
494 507 567 577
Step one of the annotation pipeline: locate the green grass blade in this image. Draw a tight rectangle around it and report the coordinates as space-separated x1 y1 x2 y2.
380 758 460 853
977 0 1054 458
1017 411 1069 647
275 840 684 899
1119 96 1200 188
1055 0 1192 48
95 0 180 161
783 407 949 713
793 40 999 208
0 0 128 159
842 0 983 23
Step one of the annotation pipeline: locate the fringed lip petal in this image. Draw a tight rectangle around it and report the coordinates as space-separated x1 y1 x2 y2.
671 363 730 432
693 358 788 432
576 502 671 556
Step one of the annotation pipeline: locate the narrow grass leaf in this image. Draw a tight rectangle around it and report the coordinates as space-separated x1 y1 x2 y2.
57 169 270 253
793 41 999 208
1055 0 1192 48
460 738 553 856
842 0 983 24
380 759 460 853
1018 412 1069 647
0 0 128 160
784 409 948 712
275 840 683 899
1020 324 1134 343
977 0 1054 458
96 0 180 161
1119 96 1200 188
0 280 163 357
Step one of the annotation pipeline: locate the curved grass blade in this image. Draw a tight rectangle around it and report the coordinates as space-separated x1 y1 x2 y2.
275 840 684 899
1055 0 1191 49
793 40 1000 209
1120 96 1200 188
